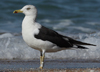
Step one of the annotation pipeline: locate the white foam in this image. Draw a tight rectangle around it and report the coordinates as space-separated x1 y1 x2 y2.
86 22 100 25
68 26 95 33
0 37 39 60
0 33 14 38
53 19 73 30
0 32 99 60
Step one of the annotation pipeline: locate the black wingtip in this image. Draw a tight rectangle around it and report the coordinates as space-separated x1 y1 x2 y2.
74 40 96 46
91 44 96 46
77 45 88 49
85 43 96 46
65 36 96 46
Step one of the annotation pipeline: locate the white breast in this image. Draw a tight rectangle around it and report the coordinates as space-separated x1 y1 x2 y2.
22 16 58 51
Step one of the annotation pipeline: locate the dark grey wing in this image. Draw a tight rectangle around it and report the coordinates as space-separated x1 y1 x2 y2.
34 26 73 48
34 26 96 48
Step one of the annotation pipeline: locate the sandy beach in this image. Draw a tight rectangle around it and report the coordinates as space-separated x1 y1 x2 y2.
1 68 100 72
0 60 100 72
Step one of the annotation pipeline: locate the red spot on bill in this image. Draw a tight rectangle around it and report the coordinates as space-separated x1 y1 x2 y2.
14 11 18 13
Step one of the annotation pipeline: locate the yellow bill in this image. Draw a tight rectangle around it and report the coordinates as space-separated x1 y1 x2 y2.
13 9 23 13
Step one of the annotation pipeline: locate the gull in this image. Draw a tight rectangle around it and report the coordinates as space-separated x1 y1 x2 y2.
13 5 96 69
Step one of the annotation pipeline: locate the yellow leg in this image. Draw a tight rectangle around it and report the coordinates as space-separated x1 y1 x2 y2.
40 56 42 64
39 56 42 69
39 50 45 69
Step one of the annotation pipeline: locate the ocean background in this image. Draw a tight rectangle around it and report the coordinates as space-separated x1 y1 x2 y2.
0 0 100 60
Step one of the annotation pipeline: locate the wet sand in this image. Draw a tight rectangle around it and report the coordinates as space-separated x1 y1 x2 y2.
2 68 100 72
0 59 100 72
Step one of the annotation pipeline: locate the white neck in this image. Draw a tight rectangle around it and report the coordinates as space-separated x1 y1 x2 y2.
22 15 36 25
22 15 37 33
21 14 41 40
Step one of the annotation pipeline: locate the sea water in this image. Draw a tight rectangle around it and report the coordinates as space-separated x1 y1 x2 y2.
0 0 100 60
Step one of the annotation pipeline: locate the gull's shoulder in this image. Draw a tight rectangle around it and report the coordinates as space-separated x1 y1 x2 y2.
34 22 42 28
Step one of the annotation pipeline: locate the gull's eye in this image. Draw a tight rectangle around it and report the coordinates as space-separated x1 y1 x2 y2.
27 8 31 10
